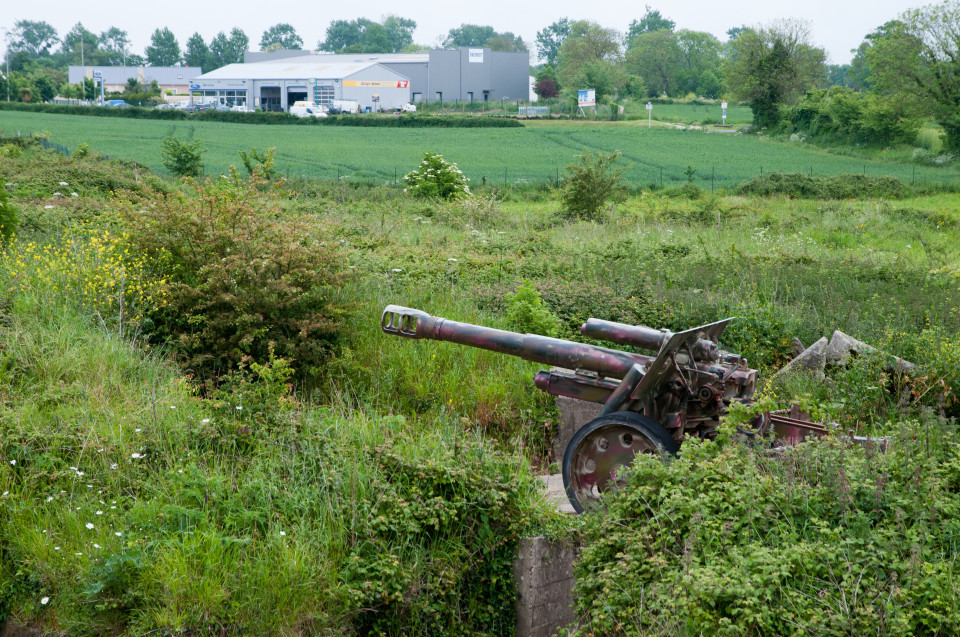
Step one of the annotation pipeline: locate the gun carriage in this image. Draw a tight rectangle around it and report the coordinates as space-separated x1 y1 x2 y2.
381 305 823 512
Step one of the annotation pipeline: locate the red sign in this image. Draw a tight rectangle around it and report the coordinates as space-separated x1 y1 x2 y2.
397 81 409 88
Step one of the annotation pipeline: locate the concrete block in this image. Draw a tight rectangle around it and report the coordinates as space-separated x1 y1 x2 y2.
826 330 915 372
515 536 579 637
553 395 603 463
776 336 828 378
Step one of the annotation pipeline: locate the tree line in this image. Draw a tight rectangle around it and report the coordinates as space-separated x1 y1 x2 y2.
3 2 960 151
533 4 960 151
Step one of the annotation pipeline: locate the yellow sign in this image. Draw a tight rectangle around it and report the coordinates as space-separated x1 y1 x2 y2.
343 80 409 88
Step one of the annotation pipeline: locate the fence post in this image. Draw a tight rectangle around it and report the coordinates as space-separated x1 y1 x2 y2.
504 167 508 188
711 165 715 192
660 167 663 188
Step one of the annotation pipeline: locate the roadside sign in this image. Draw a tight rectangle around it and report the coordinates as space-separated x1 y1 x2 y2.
646 102 652 111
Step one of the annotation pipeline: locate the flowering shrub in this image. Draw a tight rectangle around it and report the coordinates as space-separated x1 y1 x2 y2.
403 152 470 200
2 227 167 335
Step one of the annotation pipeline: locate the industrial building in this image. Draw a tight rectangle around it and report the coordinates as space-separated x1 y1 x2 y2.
190 47 529 113
68 66 198 95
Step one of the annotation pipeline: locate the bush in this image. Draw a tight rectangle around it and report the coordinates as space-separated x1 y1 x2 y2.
780 87 924 147
403 151 471 200
559 150 627 222
237 147 279 181
123 170 349 385
737 172 908 199
504 283 560 337
575 420 960 635
160 135 206 178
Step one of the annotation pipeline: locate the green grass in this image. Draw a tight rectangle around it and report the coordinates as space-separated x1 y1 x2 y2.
2 110 958 188
641 101 754 125
4 143 960 633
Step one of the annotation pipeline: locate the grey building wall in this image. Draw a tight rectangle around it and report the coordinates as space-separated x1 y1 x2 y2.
491 51 530 103
426 48 529 102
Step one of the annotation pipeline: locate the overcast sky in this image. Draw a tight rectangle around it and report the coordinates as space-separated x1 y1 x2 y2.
4 0 923 65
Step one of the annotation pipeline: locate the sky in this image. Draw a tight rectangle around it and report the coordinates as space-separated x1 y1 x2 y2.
4 0 923 65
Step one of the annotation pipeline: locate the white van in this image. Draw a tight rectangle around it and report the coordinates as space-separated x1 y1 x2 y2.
289 101 328 118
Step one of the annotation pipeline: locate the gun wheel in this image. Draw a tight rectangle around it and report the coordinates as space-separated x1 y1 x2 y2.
562 411 678 514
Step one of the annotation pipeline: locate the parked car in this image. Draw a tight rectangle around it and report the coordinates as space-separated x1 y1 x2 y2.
398 102 417 112
104 99 129 108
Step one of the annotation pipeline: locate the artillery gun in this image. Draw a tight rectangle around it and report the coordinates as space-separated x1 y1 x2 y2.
381 305 823 512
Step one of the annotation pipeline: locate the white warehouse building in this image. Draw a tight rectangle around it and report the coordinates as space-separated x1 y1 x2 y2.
190 60 411 112
189 47 530 113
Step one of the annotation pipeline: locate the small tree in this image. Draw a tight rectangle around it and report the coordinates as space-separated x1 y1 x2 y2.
560 150 627 222
403 151 470 200
160 135 206 178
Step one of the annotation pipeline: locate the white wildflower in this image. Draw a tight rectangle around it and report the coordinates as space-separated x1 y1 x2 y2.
85 523 95 530
41 597 49 605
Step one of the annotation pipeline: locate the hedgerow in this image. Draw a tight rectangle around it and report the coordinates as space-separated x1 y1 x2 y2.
0 102 523 128
737 172 908 199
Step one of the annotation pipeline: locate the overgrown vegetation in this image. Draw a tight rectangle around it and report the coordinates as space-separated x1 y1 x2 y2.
3 136 960 634
576 420 960 635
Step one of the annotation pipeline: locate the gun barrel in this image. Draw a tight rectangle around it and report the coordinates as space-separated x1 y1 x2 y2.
382 305 645 379
580 318 720 362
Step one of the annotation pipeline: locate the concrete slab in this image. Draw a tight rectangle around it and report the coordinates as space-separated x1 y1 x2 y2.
540 474 576 515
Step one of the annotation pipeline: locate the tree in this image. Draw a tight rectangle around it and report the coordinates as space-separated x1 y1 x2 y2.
626 30 681 96
9 20 59 58
321 20 363 51
486 32 527 52
444 24 496 48
59 23 100 66
627 6 676 40
383 15 417 53
320 18 411 53
725 19 827 128
206 28 247 70
536 18 571 66
226 28 249 63
866 3 960 151
675 30 723 95
146 28 181 66
184 32 209 68
260 23 303 51
535 64 560 98
557 22 622 102
99 27 130 65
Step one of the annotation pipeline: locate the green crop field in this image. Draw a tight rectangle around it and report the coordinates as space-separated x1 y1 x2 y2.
642 101 754 125
2 110 958 188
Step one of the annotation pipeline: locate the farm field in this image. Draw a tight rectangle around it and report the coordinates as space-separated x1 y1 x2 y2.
1 110 958 188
